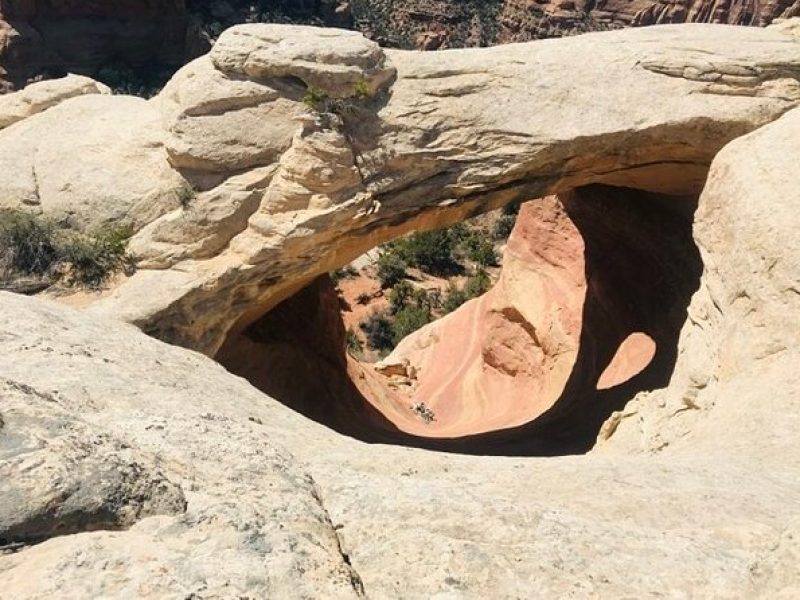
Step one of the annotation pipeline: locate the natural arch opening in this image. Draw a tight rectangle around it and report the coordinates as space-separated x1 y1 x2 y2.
216 184 702 455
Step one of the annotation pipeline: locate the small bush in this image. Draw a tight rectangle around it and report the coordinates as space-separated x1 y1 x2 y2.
465 268 491 298
0 210 133 290
175 184 195 209
360 310 395 352
58 225 133 287
356 292 372 305
391 304 432 345
493 214 517 240
384 228 461 276
353 78 370 99
303 86 328 111
0 210 58 276
346 329 363 355
442 282 468 313
442 269 492 314
388 280 415 314
494 201 522 240
376 252 407 288
411 401 436 424
465 235 498 267
331 265 358 283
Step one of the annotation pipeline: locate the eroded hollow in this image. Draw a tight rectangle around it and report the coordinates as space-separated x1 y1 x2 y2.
216 185 702 455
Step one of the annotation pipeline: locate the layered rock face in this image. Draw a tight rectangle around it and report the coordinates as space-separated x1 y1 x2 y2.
0 22 793 359
1 21 799 598
499 0 800 41
2 0 799 92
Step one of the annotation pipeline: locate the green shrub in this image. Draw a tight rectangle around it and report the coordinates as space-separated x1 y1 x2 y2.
303 86 328 111
465 236 498 267
465 268 491 297
391 304 432 346
494 201 522 240
442 269 492 314
442 282 468 313
175 184 195 209
359 310 394 352
0 210 59 276
0 210 133 289
331 265 358 283
388 280 414 314
385 228 461 276
58 225 133 287
376 252 407 288
346 328 363 355
493 214 517 240
353 78 370 99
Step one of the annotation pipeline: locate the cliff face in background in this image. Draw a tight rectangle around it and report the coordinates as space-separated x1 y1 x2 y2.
2 0 799 90
0 0 191 91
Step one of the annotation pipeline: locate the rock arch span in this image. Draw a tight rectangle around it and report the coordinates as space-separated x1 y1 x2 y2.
0 20 799 451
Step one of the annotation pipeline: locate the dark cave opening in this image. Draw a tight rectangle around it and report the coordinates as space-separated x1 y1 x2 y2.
216 185 703 456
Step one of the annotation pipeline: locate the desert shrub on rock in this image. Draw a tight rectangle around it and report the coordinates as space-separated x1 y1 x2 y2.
360 310 395 352
442 268 492 313
0 210 133 290
377 251 408 288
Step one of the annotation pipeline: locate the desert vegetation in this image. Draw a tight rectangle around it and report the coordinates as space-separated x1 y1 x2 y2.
0 210 133 292
338 214 504 358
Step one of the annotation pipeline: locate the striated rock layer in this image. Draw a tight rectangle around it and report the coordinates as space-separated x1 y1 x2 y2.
0 22 793 357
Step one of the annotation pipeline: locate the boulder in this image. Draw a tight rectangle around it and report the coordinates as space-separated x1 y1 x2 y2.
0 93 185 230
0 73 109 129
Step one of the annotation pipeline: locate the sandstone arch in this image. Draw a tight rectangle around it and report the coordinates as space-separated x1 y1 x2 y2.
0 21 799 450
0 21 786 354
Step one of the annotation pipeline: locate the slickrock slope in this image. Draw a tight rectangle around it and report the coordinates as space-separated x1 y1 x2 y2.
0 293 365 599
1 115 799 592
0 22 794 357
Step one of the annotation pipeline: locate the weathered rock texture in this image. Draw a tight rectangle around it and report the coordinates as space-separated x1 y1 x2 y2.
0 292 365 598
0 72 109 129
0 131 799 594
1 22 794 359
598 97 800 458
1 18 800 599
